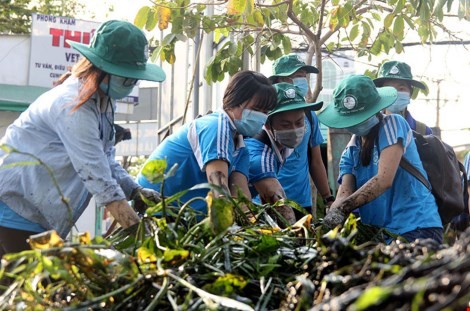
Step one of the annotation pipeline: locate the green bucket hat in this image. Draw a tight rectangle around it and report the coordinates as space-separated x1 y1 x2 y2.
269 54 319 81
373 61 426 90
67 20 166 82
318 75 397 128
269 83 323 116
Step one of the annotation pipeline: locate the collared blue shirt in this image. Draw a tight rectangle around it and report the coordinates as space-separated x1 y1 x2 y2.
245 128 293 201
136 111 249 214
338 114 442 235
277 112 324 207
0 77 139 237
405 110 432 135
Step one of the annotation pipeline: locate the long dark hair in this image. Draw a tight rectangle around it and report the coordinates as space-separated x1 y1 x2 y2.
55 57 107 112
223 70 276 112
360 113 384 166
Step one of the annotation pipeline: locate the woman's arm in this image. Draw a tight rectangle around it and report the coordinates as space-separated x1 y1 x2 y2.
334 143 403 214
205 159 231 197
332 174 355 205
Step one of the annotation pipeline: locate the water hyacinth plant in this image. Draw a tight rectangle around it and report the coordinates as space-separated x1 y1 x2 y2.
0 158 468 310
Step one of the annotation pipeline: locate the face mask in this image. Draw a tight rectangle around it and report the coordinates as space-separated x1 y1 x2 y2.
292 77 309 97
273 126 305 148
234 109 268 137
387 91 410 114
346 116 379 136
100 75 136 99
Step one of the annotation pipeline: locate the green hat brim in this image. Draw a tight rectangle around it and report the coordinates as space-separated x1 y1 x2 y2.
318 87 397 128
373 77 426 90
68 41 166 82
269 101 323 116
269 64 319 81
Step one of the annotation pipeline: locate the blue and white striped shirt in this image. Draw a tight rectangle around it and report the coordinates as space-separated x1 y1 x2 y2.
136 111 249 214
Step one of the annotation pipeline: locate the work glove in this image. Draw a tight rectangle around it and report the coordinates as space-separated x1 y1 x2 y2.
322 207 347 230
131 187 161 214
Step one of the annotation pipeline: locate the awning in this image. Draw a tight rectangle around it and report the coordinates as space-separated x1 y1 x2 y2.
0 84 50 112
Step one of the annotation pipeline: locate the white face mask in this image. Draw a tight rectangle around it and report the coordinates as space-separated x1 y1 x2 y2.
273 126 305 148
387 91 410 113
345 116 379 136
292 77 309 97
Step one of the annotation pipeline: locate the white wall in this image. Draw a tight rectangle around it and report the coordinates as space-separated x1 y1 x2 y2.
0 35 31 85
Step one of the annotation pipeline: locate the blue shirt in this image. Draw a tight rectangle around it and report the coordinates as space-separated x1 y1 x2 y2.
405 110 432 135
338 114 442 235
277 112 324 207
245 129 293 201
0 77 139 238
136 111 249 214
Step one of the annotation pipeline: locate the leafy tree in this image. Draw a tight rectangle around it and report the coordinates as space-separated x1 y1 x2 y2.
0 0 85 34
134 0 468 101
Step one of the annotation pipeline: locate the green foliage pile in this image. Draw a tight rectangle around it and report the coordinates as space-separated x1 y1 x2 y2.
0 159 468 310
0 200 468 310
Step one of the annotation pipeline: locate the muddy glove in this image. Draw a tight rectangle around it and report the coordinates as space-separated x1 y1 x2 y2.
323 207 347 230
131 187 161 214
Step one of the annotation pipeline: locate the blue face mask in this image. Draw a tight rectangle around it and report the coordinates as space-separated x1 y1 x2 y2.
234 109 268 137
292 77 309 97
100 75 136 100
346 116 379 136
387 91 410 114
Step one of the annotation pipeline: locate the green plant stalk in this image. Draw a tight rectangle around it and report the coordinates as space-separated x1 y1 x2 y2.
63 274 144 310
144 276 169 311
165 270 254 311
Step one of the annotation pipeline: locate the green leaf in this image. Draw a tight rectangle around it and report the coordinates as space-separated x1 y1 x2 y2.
384 13 395 29
162 33 176 46
134 6 150 28
207 193 234 235
245 0 255 15
163 248 189 262
393 16 405 40
403 15 416 29
141 159 168 184
281 36 292 54
349 24 359 41
326 42 335 52
227 0 246 15
145 8 158 31
252 9 264 26
395 40 404 53
371 12 381 21
353 286 392 310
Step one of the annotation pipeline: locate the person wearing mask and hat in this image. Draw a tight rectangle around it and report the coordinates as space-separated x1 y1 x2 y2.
0 20 165 257
373 60 432 135
137 70 277 216
318 75 443 243
245 83 323 225
269 54 335 216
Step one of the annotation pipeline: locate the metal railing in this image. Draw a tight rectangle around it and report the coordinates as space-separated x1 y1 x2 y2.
156 115 184 144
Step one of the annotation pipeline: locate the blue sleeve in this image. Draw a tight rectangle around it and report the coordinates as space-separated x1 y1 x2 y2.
245 138 277 183
425 126 433 135
189 114 235 171
308 112 325 147
464 152 470 180
232 147 250 179
378 114 413 153
338 147 355 184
